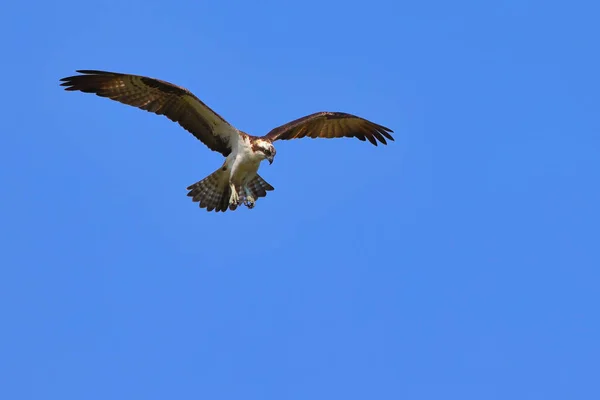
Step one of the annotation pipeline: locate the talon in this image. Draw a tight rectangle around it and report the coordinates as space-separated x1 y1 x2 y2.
243 186 255 209
243 195 255 208
229 184 241 206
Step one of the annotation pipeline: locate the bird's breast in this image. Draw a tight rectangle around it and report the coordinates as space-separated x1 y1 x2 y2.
230 147 261 184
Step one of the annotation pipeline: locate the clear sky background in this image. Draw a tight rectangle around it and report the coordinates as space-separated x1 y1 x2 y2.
1 1 599 399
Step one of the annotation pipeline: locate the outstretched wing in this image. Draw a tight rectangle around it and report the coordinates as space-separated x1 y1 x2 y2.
263 111 394 146
60 70 237 156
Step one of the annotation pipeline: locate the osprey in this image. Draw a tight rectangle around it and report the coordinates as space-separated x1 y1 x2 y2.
60 70 394 212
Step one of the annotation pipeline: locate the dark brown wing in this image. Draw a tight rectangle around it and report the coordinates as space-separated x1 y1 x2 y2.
60 70 237 156
263 111 394 146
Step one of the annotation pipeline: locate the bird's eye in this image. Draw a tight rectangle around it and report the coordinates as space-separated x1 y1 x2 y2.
264 149 271 156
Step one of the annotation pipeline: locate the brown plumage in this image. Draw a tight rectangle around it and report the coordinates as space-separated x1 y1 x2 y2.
60 70 234 156
245 174 275 200
185 167 233 212
60 69 394 212
186 168 273 212
265 111 394 146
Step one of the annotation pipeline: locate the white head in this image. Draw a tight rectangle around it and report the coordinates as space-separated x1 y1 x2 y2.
253 139 276 165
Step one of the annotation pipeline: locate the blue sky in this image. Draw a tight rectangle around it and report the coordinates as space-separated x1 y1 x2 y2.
1 0 599 399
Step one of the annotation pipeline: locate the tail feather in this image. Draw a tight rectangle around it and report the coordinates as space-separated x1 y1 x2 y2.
247 174 274 200
186 170 274 212
186 167 234 212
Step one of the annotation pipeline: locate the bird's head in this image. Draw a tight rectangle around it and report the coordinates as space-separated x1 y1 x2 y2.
253 139 276 165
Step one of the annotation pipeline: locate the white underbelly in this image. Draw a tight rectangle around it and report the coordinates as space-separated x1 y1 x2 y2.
231 160 260 186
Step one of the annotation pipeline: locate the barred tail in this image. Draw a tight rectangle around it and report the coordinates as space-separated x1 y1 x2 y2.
246 174 274 200
186 167 233 212
186 170 275 212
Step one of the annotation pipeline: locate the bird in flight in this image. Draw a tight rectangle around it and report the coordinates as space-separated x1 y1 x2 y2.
60 70 394 212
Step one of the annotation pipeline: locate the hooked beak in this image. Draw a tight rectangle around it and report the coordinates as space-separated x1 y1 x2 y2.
268 155 274 165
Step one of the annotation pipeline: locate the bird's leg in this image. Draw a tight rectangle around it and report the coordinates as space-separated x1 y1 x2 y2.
243 186 255 209
229 182 240 206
